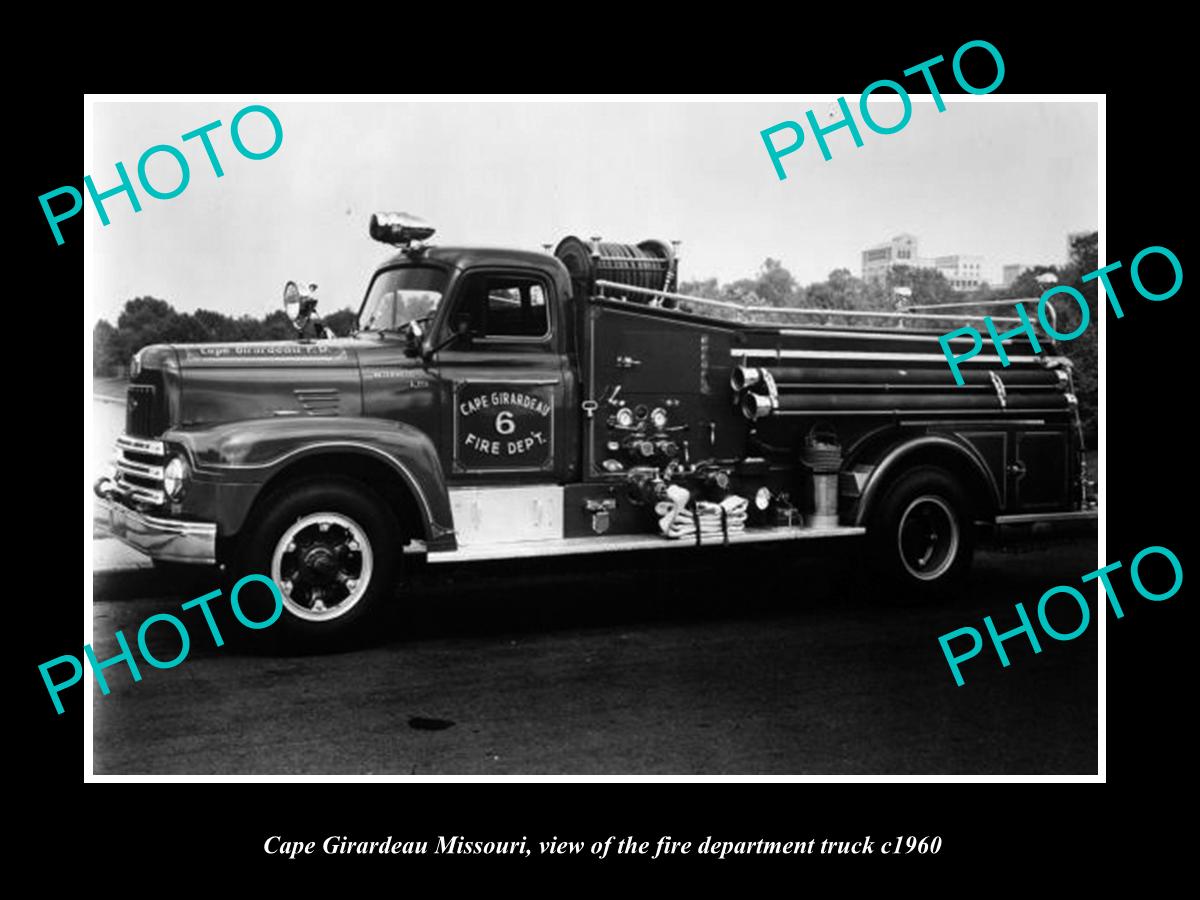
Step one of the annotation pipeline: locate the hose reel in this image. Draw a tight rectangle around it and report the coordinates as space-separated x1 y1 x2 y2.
554 235 676 297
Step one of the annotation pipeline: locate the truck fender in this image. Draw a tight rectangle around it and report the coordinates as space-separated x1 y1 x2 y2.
171 416 456 550
850 434 1001 527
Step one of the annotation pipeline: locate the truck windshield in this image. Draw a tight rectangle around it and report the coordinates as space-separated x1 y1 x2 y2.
358 266 448 333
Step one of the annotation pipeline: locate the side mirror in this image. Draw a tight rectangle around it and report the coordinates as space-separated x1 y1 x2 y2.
284 279 320 319
283 280 300 311
284 279 322 338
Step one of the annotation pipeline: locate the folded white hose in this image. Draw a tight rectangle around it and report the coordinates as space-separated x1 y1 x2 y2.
655 486 748 542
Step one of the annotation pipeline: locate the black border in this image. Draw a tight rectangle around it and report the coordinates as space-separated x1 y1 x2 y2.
27 18 1188 879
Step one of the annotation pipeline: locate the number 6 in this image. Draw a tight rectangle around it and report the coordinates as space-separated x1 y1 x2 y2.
496 411 515 435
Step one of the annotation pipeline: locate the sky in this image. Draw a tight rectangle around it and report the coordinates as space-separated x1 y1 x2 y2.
88 100 1098 323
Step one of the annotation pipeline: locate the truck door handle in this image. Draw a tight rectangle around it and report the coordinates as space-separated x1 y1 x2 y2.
1007 461 1027 477
615 356 642 369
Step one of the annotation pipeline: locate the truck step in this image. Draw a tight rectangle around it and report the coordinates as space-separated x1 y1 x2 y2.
425 524 866 564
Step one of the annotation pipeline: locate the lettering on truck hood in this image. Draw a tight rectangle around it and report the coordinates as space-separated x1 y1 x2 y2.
178 342 356 367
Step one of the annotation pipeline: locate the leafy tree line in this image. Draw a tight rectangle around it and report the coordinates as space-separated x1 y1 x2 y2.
679 230 1099 441
680 258 962 320
93 297 358 376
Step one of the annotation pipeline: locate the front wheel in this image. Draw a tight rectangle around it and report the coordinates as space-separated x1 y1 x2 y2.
234 478 401 649
867 466 975 600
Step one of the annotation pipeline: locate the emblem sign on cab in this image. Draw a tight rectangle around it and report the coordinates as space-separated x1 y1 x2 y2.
455 384 553 471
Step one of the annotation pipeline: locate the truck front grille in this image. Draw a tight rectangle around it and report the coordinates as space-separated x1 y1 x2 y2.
125 384 165 437
113 435 167 506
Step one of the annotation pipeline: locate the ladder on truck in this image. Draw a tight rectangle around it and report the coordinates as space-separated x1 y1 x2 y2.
593 279 1052 332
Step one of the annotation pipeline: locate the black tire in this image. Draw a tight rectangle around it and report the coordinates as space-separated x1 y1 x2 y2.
867 466 975 601
231 477 401 650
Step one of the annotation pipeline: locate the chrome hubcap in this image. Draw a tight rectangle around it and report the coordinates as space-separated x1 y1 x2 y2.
897 495 959 581
271 513 373 622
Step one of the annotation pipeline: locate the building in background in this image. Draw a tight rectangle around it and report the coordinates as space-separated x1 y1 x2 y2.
933 255 985 292
862 234 985 292
1000 263 1027 287
861 234 921 285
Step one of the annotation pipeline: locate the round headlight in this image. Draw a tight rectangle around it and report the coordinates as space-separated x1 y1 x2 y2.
754 486 772 511
650 407 668 430
615 407 635 428
163 455 189 500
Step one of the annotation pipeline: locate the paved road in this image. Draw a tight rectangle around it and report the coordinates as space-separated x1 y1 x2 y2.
91 536 1098 775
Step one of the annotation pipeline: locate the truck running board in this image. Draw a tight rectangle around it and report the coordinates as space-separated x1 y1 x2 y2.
993 510 1098 525
424 525 866 564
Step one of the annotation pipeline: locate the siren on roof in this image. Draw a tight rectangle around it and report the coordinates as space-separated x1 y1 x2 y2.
369 212 436 247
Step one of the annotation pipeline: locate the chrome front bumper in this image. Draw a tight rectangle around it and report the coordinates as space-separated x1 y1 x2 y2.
95 481 217 564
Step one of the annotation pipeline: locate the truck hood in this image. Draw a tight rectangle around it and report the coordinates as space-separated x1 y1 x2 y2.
170 339 370 427
175 339 365 369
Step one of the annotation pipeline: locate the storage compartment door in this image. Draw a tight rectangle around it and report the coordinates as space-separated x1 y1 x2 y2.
1012 429 1069 511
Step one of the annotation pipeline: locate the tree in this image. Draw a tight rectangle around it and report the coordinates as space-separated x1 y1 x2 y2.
116 296 183 352
751 258 800 308
886 265 957 306
193 308 242 342
680 261 803 321
678 277 721 300
322 308 358 337
260 310 297 340
93 297 346 377
1001 264 1060 300
174 313 210 344
93 319 120 375
1064 232 1097 283
1057 232 1098 442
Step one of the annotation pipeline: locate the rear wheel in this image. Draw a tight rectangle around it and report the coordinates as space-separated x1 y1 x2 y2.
867 466 975 600
234 478 401 649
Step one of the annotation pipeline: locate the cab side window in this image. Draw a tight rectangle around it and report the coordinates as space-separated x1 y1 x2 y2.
451 272 550 341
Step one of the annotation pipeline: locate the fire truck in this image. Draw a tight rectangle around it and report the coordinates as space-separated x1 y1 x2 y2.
95 213 1096 644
